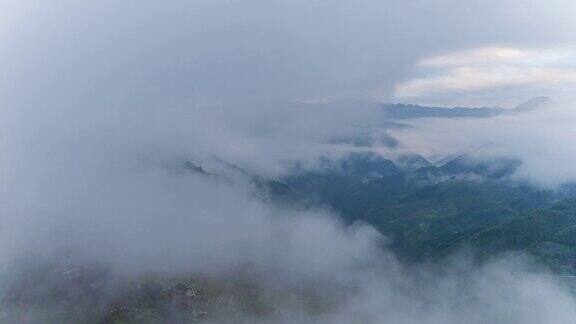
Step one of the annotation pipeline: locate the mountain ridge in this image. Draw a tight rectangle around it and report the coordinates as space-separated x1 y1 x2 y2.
382 97 551 119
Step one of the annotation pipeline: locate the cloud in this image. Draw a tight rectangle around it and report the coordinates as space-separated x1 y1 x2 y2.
393 46 576 107
420 46 534 67
395 66 576 98
2 0 576 104
1 1 576 322
2 102 575 322
389 101 576 187
418 46 574 68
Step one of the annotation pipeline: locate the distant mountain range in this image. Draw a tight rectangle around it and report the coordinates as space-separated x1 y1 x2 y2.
382 97 552 120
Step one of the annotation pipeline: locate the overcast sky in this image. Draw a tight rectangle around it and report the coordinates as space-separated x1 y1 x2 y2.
1 0 576 108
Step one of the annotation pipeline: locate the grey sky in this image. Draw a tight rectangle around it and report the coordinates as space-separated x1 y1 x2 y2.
1 0 575 107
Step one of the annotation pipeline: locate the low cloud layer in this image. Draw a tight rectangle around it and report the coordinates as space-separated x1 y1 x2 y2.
1 100 575 324
388 100 576 187
1 1 576 323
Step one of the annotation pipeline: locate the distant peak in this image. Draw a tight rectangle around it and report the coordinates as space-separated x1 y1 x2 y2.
512 97 553 112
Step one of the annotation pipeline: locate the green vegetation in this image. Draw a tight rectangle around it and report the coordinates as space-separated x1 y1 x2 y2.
283 153 576 273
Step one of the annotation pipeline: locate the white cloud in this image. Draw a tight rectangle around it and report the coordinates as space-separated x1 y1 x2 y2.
420 46 532 67
395 66 576 98
418 46 574 68
393 46 576 107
